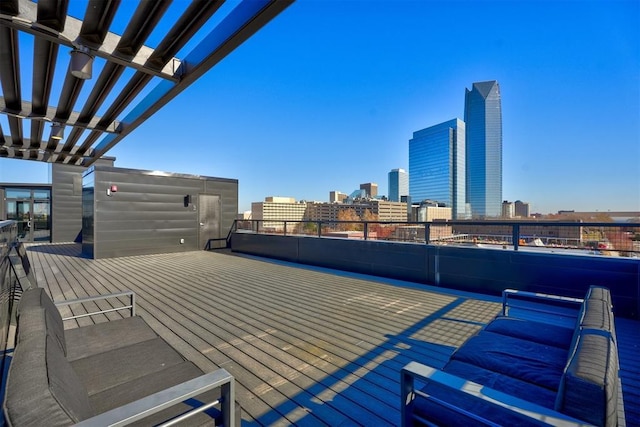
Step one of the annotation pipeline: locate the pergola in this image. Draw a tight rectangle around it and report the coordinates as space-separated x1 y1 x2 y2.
0 0 293 166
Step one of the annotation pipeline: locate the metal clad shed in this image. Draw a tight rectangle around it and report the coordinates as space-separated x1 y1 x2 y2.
82 166 237 259
51 158 115 242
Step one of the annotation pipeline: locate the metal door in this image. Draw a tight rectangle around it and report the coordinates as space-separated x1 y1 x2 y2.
198 194 221 249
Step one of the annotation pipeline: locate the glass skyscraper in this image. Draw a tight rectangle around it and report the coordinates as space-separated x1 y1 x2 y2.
464 80 502 218
388 168 408 202
409 118 466 219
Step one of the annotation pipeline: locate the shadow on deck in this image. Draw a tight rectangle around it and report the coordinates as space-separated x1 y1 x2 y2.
24 243 640 426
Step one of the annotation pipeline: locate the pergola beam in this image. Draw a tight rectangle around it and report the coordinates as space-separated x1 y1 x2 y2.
0 0 182 81
88 0 295 165
0 98 119 134
0 0 294 165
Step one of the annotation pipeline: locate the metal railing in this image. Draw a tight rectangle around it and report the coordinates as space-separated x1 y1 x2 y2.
55 290 136 321
74 368 235 427
233 219 640 257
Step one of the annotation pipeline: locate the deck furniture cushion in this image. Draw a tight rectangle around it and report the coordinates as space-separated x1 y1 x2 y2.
556 331 619 427
451 330 568 390
485 316 574 349
568 292 618 358
580 297 617 340
44 334 94 422
89 361 222 426
586 286 613 306
16 287 66 354
417 381 551 427
4 327 92 426
443 360 557 409
71 337 187 396
15 304 66 355
65 316 158 362
15 286 44 316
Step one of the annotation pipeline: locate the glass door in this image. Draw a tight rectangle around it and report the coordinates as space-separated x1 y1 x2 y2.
4 188 51 242
33 200 51 242
7 200 31 242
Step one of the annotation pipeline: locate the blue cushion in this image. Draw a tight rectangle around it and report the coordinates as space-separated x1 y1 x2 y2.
451 331 568 390
444 360 557 409
486 317 574 349
416 380 551 426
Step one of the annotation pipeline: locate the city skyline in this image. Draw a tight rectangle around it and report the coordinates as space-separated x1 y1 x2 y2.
0 1 638 214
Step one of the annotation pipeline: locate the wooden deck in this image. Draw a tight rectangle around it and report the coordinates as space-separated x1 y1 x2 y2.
26 243 640 426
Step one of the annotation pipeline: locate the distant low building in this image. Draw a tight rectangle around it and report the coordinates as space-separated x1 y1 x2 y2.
418 205 452 222
453 220 583 245
329 191 347 203
360 183 378 198
324 230 378 240
393 222 453 242
251 197 308 231
502 200 530 218
515 200 530 218
307 200 407 222
238 211 252 220
502 201 515 218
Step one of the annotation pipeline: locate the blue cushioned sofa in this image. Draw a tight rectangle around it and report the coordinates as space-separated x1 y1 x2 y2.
401 286 623 426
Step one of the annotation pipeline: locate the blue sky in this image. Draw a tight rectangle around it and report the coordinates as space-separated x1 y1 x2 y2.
1 0 639 214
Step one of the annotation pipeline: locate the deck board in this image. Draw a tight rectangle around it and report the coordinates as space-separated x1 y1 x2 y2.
25 243 640 426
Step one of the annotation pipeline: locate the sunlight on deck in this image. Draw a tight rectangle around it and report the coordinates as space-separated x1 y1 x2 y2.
25 243 639 426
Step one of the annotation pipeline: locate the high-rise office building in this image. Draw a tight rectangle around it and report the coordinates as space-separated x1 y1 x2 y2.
409 118 466 219
360 183 378 198
464 80 502 218
388 168 408 202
